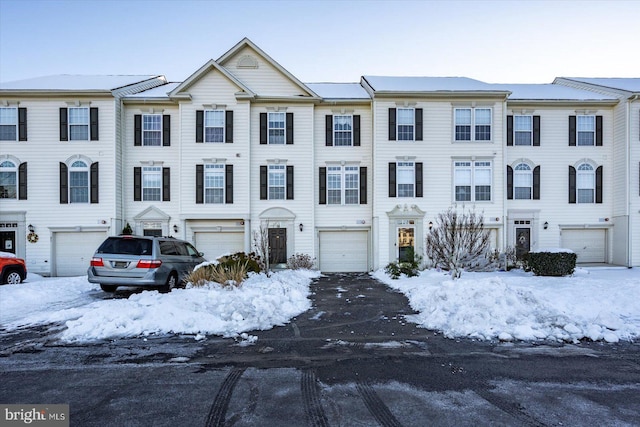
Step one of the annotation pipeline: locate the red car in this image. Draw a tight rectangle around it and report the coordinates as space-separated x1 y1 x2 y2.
0 254 27 284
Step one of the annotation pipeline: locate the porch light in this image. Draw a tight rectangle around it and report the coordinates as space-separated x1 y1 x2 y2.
28 224 35 233
173 224 179 233
544 221 549 230
299 223 303 232
428 221 433 230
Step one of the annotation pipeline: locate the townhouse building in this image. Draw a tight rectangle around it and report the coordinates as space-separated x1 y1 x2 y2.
1 38 638 276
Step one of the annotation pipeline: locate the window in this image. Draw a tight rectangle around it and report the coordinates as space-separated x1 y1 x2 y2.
388 108 422 141
454 108 492 141
514 116 532 146
142 166 162 201
268 164 286 199
577 163 595 203
69 107 89 141
0 108 17 141
69 160 89 203
397 108 415 141
268 112 285 144
143 115 162 146
333 115 353 146
204 164 224 203
397 162 415 197
454 161 492 202
327 166 359 205
205 110 224 143
577 116 595 146
514 163 532 199
0 160 17 199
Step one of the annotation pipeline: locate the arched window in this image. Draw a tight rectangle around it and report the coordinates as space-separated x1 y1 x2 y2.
69 160 89 203
514 163 532 199
577 163 595 203
0 160 17 199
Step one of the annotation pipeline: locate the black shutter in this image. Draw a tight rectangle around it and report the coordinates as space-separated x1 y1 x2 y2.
90 107 99 140
90 162 99 203
162 115 171 146
506 115 513 146
533 116 540 146
596 166 603 203
533 166 540 200
225 111 233 143
134 167 142 201
225 164 233 204
569 116 576 146
260 166 267 199
415 108 423 141
162 167 170 201
196 110 204 143
18 108 27 141
286 113 294 145
353 115 361 146
59 162 68 204
134 115 142 146
18 162 27 200
360 167 367 204
388 163 396 197
196 165 204 204
596 115 603 146
568 166 576 203
506 166 513 200
388 108 396 141
260 113 267 144
319 167 326 204
415 162 423 197
60 108 68 141
286 165 294 199
325 115 333 146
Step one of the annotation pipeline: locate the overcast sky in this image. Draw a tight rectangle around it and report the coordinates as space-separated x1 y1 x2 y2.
1 0 638 85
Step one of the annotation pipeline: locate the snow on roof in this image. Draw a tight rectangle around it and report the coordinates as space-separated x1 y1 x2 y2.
125 82 181 98
493 84 617 101
565 78 640 93
305 83 370 99
362 76 506 92
0 75 163 91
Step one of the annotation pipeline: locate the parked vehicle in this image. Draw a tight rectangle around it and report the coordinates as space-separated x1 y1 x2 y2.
88 236 206 293
0 252 27 284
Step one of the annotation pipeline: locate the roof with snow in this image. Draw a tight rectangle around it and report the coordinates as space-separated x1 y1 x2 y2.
305 83 370 99
362 76 508 92
562 78 640 93
493 84 617 101
0 75 164 91
125 82 181 98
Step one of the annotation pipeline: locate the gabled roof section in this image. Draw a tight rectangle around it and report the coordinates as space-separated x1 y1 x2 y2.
0 75 166 94
168 59 255 100
494 84 617 102
125 82 181 99
216 37 320 99
306 83 370 100
362 76 509 94
557 78 640 94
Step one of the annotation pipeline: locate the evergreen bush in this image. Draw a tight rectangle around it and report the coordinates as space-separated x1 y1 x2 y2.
526 250 577 276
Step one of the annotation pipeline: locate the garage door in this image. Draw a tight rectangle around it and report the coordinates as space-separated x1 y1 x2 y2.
55 231 107 276
194 232 244 261
561 229 606 263
319 230 369 272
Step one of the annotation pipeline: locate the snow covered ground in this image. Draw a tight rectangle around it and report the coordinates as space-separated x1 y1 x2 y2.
1 266 638 344
373 267 640 343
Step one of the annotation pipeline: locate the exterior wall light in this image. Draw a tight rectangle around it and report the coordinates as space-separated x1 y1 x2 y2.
173 224 179 233
28 224 35 233
299 223 303 232
544 221 549 230
428 221 433 230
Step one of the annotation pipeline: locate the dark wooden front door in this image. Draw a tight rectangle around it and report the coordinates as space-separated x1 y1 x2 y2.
1 231 16 254
268 228 287 264
515 227 531 260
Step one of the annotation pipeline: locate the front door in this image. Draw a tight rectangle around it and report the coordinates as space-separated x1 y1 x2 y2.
515 227 531 260
268 228 287 265
397 227 415 262
0 231 16 254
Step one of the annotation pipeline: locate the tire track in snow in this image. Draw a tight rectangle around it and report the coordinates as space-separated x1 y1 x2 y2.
356 380 403 427
205 367 246 427
301 369 329 427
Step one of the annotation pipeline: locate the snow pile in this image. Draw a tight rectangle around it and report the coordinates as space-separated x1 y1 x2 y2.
0 270 320 342
373 268 640 343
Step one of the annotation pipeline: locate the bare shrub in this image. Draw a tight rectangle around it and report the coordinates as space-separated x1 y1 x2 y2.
186 261 250 288
287 253 316 270
252 222 270 272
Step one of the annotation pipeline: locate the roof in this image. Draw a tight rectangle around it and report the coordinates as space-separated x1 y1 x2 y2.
493 84 617 101
0 74 164 91
305 83 370 99
125 82 181 98
562 78 640 93
362 76 507 93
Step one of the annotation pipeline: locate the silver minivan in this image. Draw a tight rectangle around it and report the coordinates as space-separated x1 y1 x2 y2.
87 235 206 293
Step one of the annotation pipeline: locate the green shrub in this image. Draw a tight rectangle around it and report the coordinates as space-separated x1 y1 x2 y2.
217 252 262 274
525 251 577 276
385 249 421 279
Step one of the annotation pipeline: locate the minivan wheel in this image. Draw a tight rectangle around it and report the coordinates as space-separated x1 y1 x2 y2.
160 273 178 293
100 284 118 293
3 270 23 284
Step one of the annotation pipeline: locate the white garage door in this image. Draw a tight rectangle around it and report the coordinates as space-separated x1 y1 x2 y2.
55 231 107 276
319 231 369 272
194 232 244 261
561 229 606 263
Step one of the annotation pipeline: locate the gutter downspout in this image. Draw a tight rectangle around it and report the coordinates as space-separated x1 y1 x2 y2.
628 95 639 267
502 93 509 252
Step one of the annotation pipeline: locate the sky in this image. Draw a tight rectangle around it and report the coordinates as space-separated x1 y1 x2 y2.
0 0 639 85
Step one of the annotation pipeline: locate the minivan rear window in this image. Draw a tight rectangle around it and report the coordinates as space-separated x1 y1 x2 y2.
97 237 152 256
